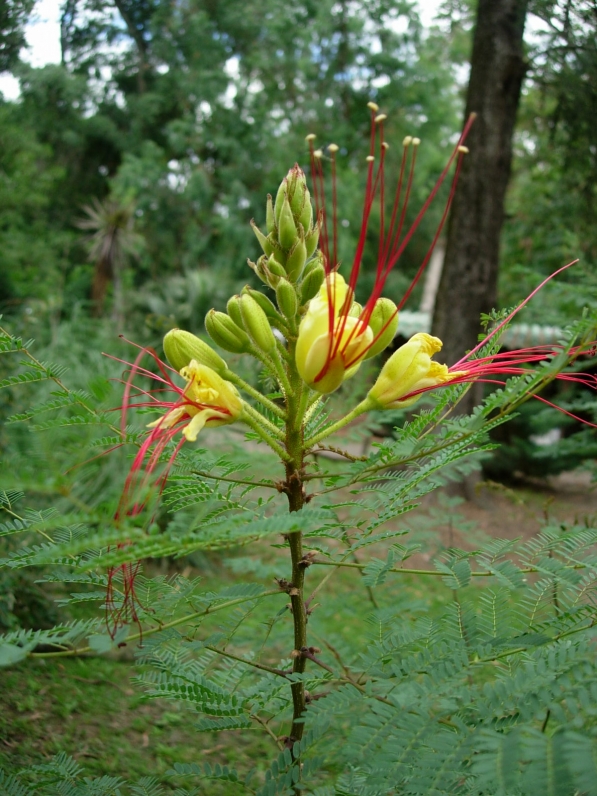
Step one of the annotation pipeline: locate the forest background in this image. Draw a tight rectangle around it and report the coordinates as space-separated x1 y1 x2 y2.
1 0 597 792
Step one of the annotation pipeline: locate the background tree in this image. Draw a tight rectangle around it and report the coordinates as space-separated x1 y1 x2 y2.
432 0 529 393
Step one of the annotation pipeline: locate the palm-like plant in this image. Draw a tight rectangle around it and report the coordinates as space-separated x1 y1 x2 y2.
77 196 143 322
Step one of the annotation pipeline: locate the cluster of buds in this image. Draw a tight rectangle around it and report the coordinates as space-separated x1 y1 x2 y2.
250 164 322 286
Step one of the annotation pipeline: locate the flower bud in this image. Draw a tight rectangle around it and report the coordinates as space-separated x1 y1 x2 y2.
206 310 252 354
243 287 283 324
368 332 452 408
302 250 324 278
267 255 287 278
276 278 298 320
298 187 313 232
288 173 307 217
274 177 287 228
251 220 273 256
239 293 276 353
300 262 325 304
163 329 227 375
226 295 245 329
278 196 299 250
365 298 399 359
285 233 307 282
305 220 320 259
266 194 275 234
349 302 362 318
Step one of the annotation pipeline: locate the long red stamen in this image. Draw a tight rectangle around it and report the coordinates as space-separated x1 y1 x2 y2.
310 107 475 385
453 261 579 367
395 149 466 312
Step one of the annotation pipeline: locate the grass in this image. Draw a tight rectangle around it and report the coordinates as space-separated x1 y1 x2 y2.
0 527 454 792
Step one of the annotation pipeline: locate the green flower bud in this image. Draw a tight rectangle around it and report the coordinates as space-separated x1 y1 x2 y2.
349 301 363 318
285 233 307 282
274 177 287 228
226 295 245 329
267 255 287 278
302 250 324 278
266 194 275 234
298 187 313 232
206 310 251 354
278 196 298 250
163 329 227 375
242 287 283 324
251 220 273 256
305 219 321 259
239 294 276 353
300 262 325 304
365 298 399 359
276 278 298 320
287 165 310 215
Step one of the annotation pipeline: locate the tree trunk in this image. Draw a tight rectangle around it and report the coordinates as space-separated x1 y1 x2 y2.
432 0 529 407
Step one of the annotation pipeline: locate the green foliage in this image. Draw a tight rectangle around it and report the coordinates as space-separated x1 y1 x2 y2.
1 0 462 314
2 310 597 793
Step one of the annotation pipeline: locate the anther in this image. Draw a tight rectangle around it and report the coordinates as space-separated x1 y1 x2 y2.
305 133 317 141
402 135 413 146
313 149 323 159
412 137 421 147
374 114 387 123
458 145 469 154
328 143 339 153
367 101 379 112
382 141 390 150
366 155 375 162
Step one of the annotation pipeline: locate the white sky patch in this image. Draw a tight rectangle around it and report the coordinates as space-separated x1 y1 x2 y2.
0 0 61 99
24 0 62 67
416 0 443 28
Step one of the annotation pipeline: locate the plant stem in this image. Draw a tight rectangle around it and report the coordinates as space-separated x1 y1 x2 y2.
242 412 291 462
242 402 285 440
283 348 309 755
304 397 373 449
310 559 588 578
224 369 286 420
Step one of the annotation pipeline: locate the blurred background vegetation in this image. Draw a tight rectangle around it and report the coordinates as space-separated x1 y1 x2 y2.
2 0 596 480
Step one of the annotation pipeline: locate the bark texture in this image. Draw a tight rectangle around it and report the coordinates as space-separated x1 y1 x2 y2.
432 0 529 386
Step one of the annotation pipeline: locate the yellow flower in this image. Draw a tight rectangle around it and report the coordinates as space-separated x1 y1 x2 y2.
295 273 374 393
148 360 242 442
368 333 460 408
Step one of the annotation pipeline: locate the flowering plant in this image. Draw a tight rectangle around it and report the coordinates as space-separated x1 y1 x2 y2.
2 104 597 794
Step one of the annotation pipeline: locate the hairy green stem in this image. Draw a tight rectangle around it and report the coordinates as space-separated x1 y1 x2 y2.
242 412 291 461
224 369 286 419
304 397 373 449
242 402 285 440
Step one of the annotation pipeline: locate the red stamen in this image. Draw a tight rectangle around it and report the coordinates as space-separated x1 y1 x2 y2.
309 107 475 384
